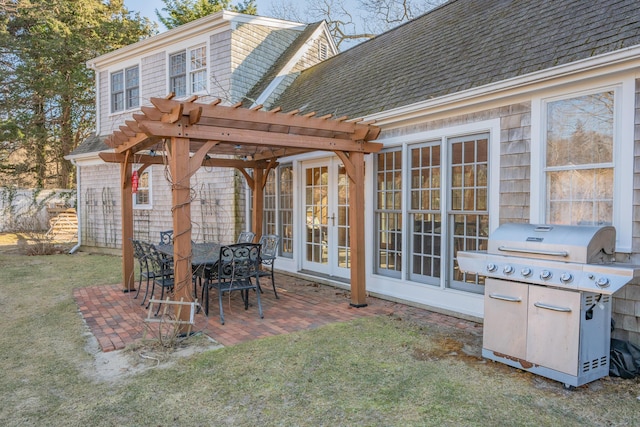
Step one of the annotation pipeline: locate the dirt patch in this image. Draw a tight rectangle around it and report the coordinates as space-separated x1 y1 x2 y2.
80 328 223 383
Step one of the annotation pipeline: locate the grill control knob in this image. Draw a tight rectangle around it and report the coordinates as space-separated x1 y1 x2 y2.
487 263 497 273
503 265 514 274
596 277 610 288
540 270 553 280
560 272 573 283
521 267 532 277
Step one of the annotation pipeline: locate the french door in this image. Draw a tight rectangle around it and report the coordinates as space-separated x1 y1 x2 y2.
302 158 351 278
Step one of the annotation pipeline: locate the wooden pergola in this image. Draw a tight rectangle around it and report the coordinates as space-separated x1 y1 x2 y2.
101 96 381 327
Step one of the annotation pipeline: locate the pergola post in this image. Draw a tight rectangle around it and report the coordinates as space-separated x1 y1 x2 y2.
251 167 264 240
343 151 367 307
120 160 135 292
169 136 194 331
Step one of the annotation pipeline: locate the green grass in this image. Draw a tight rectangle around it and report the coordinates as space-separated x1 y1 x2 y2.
0 252 639 426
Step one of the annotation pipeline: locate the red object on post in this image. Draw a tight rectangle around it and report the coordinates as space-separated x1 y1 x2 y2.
132 170 139 194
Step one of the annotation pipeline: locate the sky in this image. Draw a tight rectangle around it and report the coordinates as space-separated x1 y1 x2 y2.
123 0 284 31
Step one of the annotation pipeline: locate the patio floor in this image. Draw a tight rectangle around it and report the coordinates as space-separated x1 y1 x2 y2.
74 272 482 352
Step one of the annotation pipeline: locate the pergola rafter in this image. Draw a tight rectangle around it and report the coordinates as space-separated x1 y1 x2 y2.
101 95 381 330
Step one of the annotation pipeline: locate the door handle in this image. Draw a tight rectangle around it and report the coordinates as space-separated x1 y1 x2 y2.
330 214 335 226
534 302 572 313
489 293 521 303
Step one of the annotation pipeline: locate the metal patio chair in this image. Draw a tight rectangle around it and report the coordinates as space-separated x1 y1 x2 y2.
159 230 173 245
256 234 280 298
146 243 175 316
203 243 263 324
236 231 255 243
132 239 154 306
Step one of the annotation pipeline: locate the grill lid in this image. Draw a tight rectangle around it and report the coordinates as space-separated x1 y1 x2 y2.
487 223 615 264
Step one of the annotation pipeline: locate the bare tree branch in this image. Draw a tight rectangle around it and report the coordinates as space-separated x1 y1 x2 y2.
264 0 445 49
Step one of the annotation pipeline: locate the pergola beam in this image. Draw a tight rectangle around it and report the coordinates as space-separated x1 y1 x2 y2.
132 121 381 154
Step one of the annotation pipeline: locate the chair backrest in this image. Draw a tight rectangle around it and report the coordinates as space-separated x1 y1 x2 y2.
131 239 145 260
258 234 279 261
147 243 173 275
236 231 255 243
159 230 173 245
218 243 261 281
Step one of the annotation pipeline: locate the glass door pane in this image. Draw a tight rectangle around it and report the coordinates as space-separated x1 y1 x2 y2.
305 165 328 265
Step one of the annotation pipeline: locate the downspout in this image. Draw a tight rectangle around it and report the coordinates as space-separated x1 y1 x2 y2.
69 159 82 254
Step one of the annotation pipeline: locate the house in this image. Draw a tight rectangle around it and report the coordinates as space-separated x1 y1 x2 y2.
67 11 337 248
69 0 640 345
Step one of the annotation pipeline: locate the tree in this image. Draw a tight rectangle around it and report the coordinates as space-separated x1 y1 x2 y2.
265 0 446 49
0 0 156 188
157 0 257 29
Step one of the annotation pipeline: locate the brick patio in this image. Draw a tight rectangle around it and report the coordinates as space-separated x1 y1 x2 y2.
74 272 482 352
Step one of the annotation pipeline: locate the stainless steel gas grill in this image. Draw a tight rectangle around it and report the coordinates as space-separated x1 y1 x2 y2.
457 223 640 388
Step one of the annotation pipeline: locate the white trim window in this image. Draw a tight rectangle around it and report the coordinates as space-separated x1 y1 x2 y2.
532 79 634 252
133 167 152 209
190 46 207 93
262 164 294 258
169 44 207 97
111 65 139 113
544 91 614 226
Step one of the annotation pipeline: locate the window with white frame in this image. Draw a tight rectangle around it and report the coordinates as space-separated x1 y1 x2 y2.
111 65 139 113
263 169 277 236
262 165 294 258
190 46 207 93
544 91 614 226
278 165 294 257
375 149 403 277
169 45 207 97
169 51 186 97
133 167 151 209
532 80 634 251
373 121 499 292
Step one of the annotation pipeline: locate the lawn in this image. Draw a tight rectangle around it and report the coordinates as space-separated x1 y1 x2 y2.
0 250 639 426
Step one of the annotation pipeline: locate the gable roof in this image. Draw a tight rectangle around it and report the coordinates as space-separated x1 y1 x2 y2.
242 21 327 107
272 0 640 119
67 133 107 158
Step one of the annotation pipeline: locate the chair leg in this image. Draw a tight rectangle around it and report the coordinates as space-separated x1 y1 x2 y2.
140 274 151 306
201 278 209 316
145 279 156 309
218 289 225 325
255 279 264 319
242 289 249 310
270 268 279 299
155 285 165 316
134 264 142 299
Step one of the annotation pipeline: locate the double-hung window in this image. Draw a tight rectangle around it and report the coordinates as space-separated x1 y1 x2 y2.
111 65 139 113
133 168 152 209
169 45 207 97
534 80 634 251
545 91 614 225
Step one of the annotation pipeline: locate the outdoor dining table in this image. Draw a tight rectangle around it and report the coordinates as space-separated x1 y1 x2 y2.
155 242 222 278
154 242 265 319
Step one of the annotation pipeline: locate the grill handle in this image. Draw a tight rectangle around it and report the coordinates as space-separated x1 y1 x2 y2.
497 246 569 257
489 293 521 303
533 302 572 313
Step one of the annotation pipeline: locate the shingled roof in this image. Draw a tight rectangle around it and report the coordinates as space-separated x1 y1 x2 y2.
273 0 640 119
242 21 326 107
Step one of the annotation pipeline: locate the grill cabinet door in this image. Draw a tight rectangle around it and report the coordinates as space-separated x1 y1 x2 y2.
483 278 528 359
527 286 581 375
